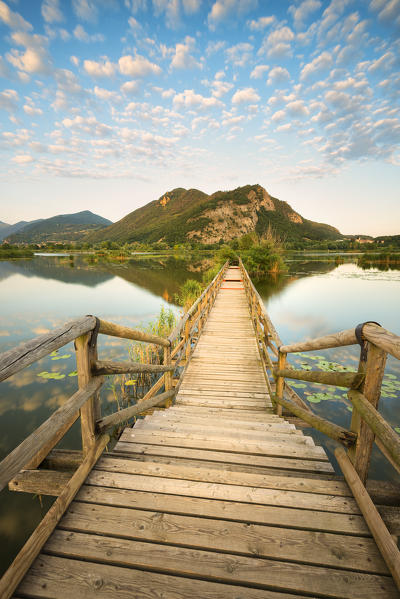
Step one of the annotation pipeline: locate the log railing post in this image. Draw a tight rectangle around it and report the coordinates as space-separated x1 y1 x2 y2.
185 316 191 362
75 328 101 456
275 350 287 417
348 342 387 483
163 343 173 407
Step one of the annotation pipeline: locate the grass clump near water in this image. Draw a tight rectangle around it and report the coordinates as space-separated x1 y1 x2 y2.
358 252 400 269
107 307 177 434
175 279 203 311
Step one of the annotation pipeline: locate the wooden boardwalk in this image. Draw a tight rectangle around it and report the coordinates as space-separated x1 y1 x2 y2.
14 267 398 598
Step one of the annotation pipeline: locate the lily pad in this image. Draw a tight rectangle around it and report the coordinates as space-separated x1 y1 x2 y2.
68 370 78 377
395 427 400 434
289 382 307 389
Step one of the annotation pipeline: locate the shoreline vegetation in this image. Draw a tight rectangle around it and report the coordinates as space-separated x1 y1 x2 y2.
1 233 400 274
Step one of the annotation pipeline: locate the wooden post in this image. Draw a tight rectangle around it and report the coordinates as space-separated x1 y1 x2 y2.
163 344 173 407
185 316 191 362
197 300 202 335
75 330 101 456
348 342 387 483
275 350 286 417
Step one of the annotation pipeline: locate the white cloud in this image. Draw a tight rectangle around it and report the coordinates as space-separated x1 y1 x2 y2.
72 0 98 22
368 52 396 75
261 26 294 59
208 0 258 30
121 80 140 94
23 103 43 116
250 64 269 79
62 114 113 137
42 0 63 23
94 86 120 101
211 79 233 97
84 59 116 77
171 36 201 69
173 89 223 110
247 16 275 31
7 32 51 75
271 109 286 122
288 0 321 29
0 1 32 31
0 89 19 112
286 100 309 117
73 24 105 43
182 0 201 13
128 16 140 29
126 0 147 13
119 54 162 77
267 66 290 85
12 154 33 163
162 88 175 98
70 55 80 67
277 123 292 132
226 43 253 66
300 51 332 80
370 0 400 27
232 87 260 104
206 40 226 56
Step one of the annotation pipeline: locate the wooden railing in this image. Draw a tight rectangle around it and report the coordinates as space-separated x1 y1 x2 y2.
239 257 400 589
0 261 228 599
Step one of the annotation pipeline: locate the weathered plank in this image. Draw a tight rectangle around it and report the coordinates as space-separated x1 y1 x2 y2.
85 470 360 514
17 554 308 599
60 501 386 572
45 530 398 599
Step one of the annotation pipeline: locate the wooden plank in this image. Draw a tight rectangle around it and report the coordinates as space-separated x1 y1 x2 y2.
85 470 360 514
77 484 367 535
59 501 386 573
45 530 398 599
118 431 326 460
123 428 315 448
0 378 103 493
9 469 71 495
94 455 351 496
17 553 308 599
112 442 334 474
0 434 110 599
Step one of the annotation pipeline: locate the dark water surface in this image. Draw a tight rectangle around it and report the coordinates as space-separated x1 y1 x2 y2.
0 253 399 573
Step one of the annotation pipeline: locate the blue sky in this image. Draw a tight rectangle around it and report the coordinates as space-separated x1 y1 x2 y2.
0 0 399 235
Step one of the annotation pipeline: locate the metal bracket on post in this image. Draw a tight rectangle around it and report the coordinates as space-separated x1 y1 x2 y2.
355 321 381 361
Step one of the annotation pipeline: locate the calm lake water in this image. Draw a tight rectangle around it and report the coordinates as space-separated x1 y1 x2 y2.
0 253 399 574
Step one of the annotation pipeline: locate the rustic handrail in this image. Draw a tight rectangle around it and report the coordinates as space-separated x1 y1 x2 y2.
92 360 175 375
168 261 228 345
273 367 364 388
279 323 400 360
0 315 96 383
0 378 103 492
98 319 170 347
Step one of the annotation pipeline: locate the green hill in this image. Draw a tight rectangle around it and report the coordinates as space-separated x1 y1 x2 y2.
86 184 342 245
7 211 112 244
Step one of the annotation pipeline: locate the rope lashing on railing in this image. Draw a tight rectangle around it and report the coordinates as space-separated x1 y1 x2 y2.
355 321 381 361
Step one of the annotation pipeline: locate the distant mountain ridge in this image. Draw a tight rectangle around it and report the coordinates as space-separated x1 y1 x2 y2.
5 210 112 243
0 219 44 241
85 184 342 245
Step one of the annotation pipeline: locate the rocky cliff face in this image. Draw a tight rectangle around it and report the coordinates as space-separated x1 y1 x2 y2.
187 185 304 244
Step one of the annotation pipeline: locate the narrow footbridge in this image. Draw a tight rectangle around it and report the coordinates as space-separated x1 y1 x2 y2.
1 263 400 598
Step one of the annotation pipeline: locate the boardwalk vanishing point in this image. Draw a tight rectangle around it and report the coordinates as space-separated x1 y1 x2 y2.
1 262 400 597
